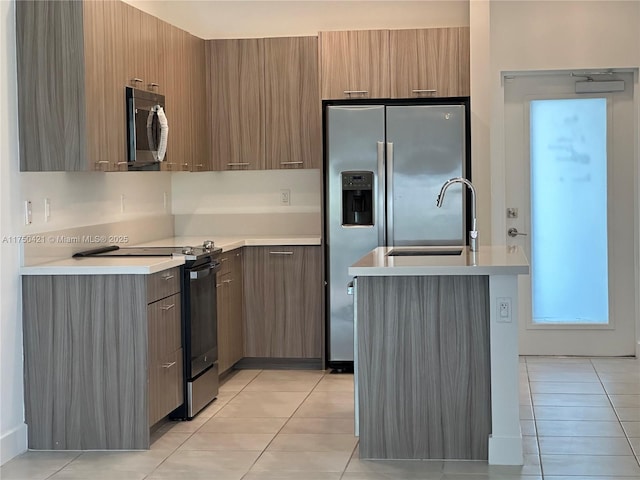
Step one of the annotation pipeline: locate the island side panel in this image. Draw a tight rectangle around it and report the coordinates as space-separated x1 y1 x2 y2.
22 274 149 449
357 275 490 460
439 276 491 459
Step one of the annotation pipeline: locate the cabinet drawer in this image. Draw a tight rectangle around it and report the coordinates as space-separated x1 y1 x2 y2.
219 252 233 276
147 267 180 302
148 347 183 426
148 293 181 358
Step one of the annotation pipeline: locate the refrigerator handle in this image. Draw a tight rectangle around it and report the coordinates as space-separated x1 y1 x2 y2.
376 141 386 246
385 142 394 246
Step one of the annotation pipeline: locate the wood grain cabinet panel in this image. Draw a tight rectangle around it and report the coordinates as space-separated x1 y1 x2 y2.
263 36 321 169
188 34 210 171
148 293 183 426
217 251 244 374
356 275 490 460
207 39 266 171
243 246 322 358
319 30 390 100
22 270 184 449
390 27 470 98
161 24 190 172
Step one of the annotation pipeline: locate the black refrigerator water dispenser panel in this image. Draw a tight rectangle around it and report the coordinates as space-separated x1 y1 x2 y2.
341 171 374 226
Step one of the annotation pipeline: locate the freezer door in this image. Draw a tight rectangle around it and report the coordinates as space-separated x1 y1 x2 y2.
326 105 385 363
386 105 466 246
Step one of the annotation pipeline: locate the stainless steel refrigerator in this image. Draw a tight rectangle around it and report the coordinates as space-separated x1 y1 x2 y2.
324 99 470 369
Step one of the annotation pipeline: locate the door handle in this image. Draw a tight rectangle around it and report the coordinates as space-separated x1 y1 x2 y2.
508 227 528 237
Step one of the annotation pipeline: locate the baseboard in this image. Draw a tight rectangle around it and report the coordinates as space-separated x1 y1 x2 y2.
488 434 523 465
0 423 27 466
234 357 322 370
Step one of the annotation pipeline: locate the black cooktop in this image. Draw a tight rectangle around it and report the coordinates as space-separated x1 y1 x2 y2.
73 244 221 260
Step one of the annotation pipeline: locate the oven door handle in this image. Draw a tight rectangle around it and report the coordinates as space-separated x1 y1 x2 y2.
189 261 222 280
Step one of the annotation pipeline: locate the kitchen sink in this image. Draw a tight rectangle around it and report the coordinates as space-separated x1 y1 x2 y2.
387 248 463 257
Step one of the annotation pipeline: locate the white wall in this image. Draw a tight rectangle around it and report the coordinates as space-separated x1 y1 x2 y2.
0 0 27 464
172 169 320 215
124 0 470 39
21 172 171 232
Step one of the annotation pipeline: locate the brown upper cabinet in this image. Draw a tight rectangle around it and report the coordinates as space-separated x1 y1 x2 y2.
207 36 321 171
122 2 165 94
319 30 390 100
263 36 321 169
163 25 208 172
319 27 470 100
207 39 266 171
389 27 470 98
17 0 125 171
16 0 205 172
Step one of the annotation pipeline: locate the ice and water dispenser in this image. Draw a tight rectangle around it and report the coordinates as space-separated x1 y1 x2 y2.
341 171 374 226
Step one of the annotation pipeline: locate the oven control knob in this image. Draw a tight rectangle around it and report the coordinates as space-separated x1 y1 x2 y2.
181 246 194 255
203 240 214 250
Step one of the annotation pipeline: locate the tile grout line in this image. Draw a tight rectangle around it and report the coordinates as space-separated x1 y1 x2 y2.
590 358 640 469
146 368 257 479
525 356 545 479
237 369 329 479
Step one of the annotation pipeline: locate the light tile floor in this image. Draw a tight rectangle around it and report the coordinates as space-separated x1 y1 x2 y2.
2 356 639 479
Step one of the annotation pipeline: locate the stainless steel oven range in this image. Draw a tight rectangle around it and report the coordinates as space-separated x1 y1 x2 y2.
74 242 222 419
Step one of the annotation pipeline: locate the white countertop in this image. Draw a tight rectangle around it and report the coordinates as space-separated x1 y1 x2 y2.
21 235 322 275
349 245 529 277
20 256 186 276
138 235 321 252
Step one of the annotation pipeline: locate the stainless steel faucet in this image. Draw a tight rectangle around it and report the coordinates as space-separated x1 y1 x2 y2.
436 177 478 252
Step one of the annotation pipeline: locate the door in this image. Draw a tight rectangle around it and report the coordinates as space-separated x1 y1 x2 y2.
386 104 467 246
504 72 637 355
325 105 385 364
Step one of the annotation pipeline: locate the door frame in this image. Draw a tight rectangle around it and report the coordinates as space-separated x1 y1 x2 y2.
490 68 640 357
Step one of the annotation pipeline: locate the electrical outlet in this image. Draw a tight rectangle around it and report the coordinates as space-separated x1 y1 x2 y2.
120 194 125 213
497 297 512 323
280 189 291 206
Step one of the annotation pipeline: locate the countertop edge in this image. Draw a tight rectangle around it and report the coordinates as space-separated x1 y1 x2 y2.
349 265 530 277
20 258 185 276
20 236 322 275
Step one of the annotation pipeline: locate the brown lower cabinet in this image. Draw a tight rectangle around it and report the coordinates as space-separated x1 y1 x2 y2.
217 250 244 374
243 246 322 359
21 267 182 450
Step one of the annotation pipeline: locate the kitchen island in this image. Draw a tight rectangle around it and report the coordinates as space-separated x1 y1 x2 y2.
349 246 529 465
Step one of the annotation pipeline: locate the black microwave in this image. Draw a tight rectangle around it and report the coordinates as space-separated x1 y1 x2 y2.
125 87 168 171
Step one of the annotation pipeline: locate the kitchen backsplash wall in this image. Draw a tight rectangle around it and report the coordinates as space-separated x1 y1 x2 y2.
20 172 172 232
171 169 322 236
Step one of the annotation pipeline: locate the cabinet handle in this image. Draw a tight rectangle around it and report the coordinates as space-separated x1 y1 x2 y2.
116 161 128 165
344 90 368 96
194 164 204 168
220 257 228 262
412 89 437 95
162 274 175 281
280 161 303 165
148 82 159 89
131 78 143 85
216 283 223 287
223 279 233 284
162 362 176 369
269 251 293 255
160 304 175 311
227 162 250 166
96 161 109 164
